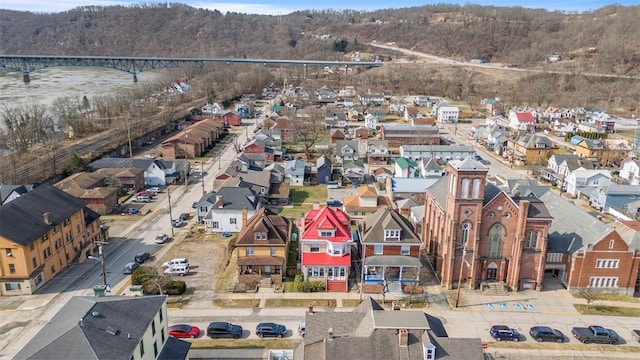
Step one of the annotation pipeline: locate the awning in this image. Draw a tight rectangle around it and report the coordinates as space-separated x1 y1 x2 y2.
237 256 284 266
364 255 422 267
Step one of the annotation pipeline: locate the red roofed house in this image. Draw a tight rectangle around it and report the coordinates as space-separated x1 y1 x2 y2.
299 205 352 292
508 111 536 131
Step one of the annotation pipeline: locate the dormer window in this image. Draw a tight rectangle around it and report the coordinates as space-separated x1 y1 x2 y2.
384 229 401 241
319 230 335 237
255 232 267 240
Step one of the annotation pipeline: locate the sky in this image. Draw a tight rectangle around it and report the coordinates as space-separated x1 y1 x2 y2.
0 0 637 15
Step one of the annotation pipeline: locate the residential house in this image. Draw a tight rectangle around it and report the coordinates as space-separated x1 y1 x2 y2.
295 297 483 360
508 111 536 131
353 127 369 139
404 106 419 123
0 185 105 295
360 207 423 293
89 158 186 186
243 137 283 163
396 198 420 218
218 169 272 202
394 157 419 178
590 184 640 212
335 140 360 166
0 184 37 205
201 103 224 116
602 139 633 167
522 186 640 295
436 106 460 123
237 152 267 171
254 129 282 142
339 85 357 98
399 144 476 162
213 110 242 126
343 185 393 220
359 93 385 106
161 118 225 159
468 124 489 141
422 159 553 291
619 159 640 185
342 162 365 184
373 167 393 183
324 111 348 128
270 116 296 143
385 177 440 201
13 296 190 360
54 173 119 215
365 139 390 165
367 108 386 123
329 129 346 143
485 126 511 151
199 187 261 232
235 102 250 118
316 156 332 184
235 208 291 280
543 154 594 184
380 122 440 149
593 112 616 133
414 95 436 107
507 134 557 165
299 206 352 292
575 138 604 161
285 159 312 186
364 113 378 130
94 168 145 192
419 157 444 178
347 106 364 121
564 169 612 198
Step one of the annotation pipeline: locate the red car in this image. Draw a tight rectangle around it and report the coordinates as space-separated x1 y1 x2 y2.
168 324 200 339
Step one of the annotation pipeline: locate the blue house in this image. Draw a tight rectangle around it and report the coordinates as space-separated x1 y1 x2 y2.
316 155 332 184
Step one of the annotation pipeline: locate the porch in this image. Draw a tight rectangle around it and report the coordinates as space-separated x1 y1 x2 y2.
237 256 285 276
363 255 421 292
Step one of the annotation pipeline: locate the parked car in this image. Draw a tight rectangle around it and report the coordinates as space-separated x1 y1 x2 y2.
207 322 243 339
147 187 161 193
256 322 287 338
168 324 200 339
631 329 640 343
155 233 169 244
134 252 151 264
126 207 140 215
162 258 189 268
123 262 139 274
572 325 619 344
298 321 306 337
134 195 150 203
172 218 184 227
164 265 189 276
191 202 199 209
529 326 564 343
326 199 343 207
179 213 190 221
489 325 520 342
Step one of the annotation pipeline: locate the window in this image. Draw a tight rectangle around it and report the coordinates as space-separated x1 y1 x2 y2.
77 224 81 234
153 341 158 358
34 273 43 286
609 239 615 249
4 283 21 291
270 247 276 256
595 259 619 269
41 234 48 243
8 264 16 274
63 218 71 227
373 245 383 255
525 230 539 249
461 222 471 246
52 225 59 234
472 178 481 199
401 246 410 256
159 308 163 322
461 178 470 198
5 248 13 257
54 239 61 251
230 218 237 225
546 253 562 263
161 330 165 344
307 266 325 277
319 230 334 237
43 247 52 259
212 221 219 229
255 232 267 240
328 244 342 256
245 247 254 256
65 232 72 243
140 341 145 357
32 257 37 268
589 276 618 288
488 224 504 258
310 245 320 253
384 229 400 241
151 320 156 335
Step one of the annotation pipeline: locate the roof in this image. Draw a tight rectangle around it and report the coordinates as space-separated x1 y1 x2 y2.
0 184 86 246
89 157 173 171
0 184 36 203
157 336 191 360
422 332 484 360
301 207 351 243
361 207 422 245
426 176 448 209
207 187 260 210
316 155 332 169
400 144 475 153
302 252 351 266
395 157 418 169
514 112 535 122
235 208 290 246
14 296 168 360
448 158 488 172
390 178 440 194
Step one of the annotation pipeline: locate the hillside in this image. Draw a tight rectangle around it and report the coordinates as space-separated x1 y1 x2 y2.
1 3 639 76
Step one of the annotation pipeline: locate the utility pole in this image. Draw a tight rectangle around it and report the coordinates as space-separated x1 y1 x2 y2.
126 115 133 159
201 161 205 195
167 187 175 237
89 241 110 287
455 247 467 308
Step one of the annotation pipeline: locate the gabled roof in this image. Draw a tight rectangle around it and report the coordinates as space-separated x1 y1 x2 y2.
361 207 422 244
89 157 172 171
0 184 86 246
395 157 417 169
316 155 332 169
421 157 442 171
235 208 290 246
514 112 535 122
301 207 351 243
0 184 35 203
208 187 259 210
238 170 272 188
357 185 378 198
14 296 169 360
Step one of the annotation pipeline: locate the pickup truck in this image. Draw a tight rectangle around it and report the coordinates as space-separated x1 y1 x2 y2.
571 325 619 344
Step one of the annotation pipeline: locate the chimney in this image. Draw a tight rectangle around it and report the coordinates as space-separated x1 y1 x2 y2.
242 208 248 228
216 196 223 207
308 303 314 314
327 327 334 340
43 212 52 225
398 329 408 347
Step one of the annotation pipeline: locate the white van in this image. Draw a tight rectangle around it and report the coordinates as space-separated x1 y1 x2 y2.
164 265 189 276
162 258 189 268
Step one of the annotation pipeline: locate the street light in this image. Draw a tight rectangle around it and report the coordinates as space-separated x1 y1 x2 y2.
88 243 108 287
455 246 469 308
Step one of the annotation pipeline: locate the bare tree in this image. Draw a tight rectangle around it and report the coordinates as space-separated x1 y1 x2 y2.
294 111 325 158
578 287 602 309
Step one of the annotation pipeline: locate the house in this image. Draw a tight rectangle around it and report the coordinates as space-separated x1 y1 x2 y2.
89 158 185 186
508 111 536 131
359 93 385 106
161 118 225 159
564 169 612 198
324 111 348 128
13 295 190 360
399 144 476 162
366 108 386 123
270 116 296 143
373 167 393 183
94 168 146 193
341 162 365 184
243 137 283 163
419 157 444 178
380 122 440 149
507 134 557 165
485 126 511 151
218 169 272 201
575 138 604 160
522 186 640 295
436 106 459 123
589 184 640 212
285 159 312 186
335 140 360 165
422 159 553 291
213 110 242 126
619 159 640 185
54 172 119 215
343 185 393 219
364 113 378 130
0 184 106 295
299 206 352 292
0 184 37 205
347 106 364 121
201 103 224 116
235 208 291 281
404 106 419 123
316 155 332 184
360 207 423 293
468 123 488 141
353 127 369 139
198 187 261 232
329 129 346 143
543 154 594 184
294 297 484 360
394 157 419 178
575 138 633 166
365 139 390 165
237 152 267 171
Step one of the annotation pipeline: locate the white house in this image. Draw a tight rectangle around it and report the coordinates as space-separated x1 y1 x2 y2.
284 159 311 186
419 157 444 177
399 144 476 162
436 106 459 123
88 158 181 186
619 159 640 185
364 113 378 130
335 140 360 165
201 187 261 233
565 168 613 198
508 111 536 131
202 103 224 116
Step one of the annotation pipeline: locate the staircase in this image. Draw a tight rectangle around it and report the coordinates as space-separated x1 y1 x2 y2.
258 277 272 293
481 281 509 296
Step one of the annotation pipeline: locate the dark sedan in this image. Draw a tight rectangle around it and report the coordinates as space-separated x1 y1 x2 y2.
256 322 287 338
123 262 139 274
134 252 151 264
207 322 243 339
530 326 564 343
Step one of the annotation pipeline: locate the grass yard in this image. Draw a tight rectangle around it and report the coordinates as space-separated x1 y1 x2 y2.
214 247 238 293
290 186 328 204
166 297 190 309
342 299 363 307
212 299 261 308
575 304 640 317
188 339 295 349
488 341 638 352
276 205 312 219
265 298 337 308
572 292 640 303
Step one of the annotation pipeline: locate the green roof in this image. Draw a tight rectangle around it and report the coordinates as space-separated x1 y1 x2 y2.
396 157 417 169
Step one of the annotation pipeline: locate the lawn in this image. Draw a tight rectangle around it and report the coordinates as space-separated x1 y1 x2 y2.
188 338 296 349
290 186 328 205
275 205 312 219
342 299 363 307
212 299 261 308
572 292 639 303
488 341 638 352
574 304 640 317
265 298 337 308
